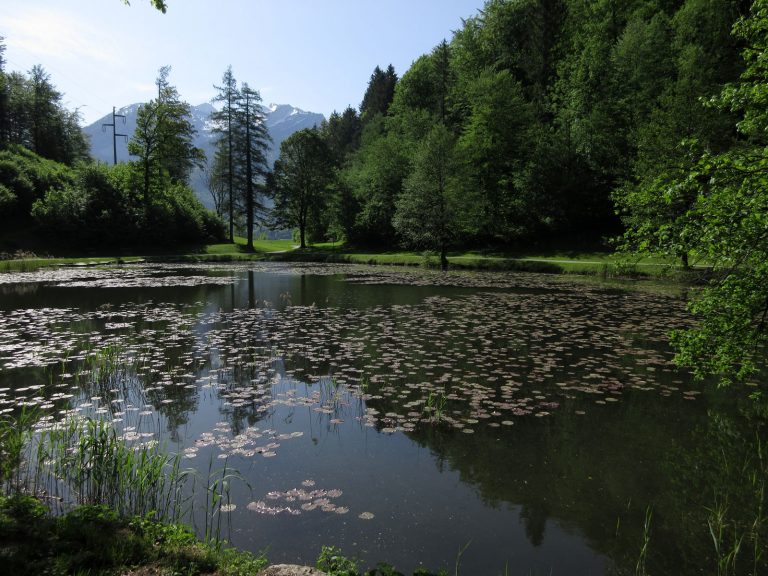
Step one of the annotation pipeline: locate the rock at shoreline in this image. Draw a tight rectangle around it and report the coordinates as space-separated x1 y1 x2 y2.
257 565 326 576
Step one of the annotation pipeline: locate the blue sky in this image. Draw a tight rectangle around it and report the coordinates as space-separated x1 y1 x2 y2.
1 0 486 125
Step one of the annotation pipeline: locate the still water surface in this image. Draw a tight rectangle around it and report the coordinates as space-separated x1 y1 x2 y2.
0 263 765 575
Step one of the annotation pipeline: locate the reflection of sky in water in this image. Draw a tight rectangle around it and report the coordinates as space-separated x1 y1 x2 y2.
0 263 755 575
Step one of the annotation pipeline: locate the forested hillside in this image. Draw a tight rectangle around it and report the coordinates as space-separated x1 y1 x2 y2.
282 0 747 257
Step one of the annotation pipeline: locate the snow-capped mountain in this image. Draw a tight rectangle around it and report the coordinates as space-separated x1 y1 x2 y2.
83 102 325 208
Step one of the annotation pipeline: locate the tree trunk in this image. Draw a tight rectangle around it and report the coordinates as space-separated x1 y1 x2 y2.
246 195 254 251
245 92 254 252
440 243 448 271
227 95 234 244
143 158 151 222
299 224 306 249
681 251 689 269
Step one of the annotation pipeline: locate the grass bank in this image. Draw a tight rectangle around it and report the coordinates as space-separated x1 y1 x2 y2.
0 238 292 272
0 496 269 576
269 243 703 280
0 495 450 576
0 237 704 280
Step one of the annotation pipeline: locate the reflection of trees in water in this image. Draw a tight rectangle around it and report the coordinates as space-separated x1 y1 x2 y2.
248 270 255 309
217 363 276 437
0 283 40 299
519 502 548 547
406 392 768 575
662 402 768 574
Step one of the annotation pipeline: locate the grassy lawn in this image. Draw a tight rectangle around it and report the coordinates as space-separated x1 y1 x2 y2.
0 237 699 279
281 243 695 277
0 239 296 272
230 236 296 253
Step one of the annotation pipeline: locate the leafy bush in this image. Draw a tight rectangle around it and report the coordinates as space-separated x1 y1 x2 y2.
0 145 74 218
317 545 359 575
31 184 88 240
31 161 225 251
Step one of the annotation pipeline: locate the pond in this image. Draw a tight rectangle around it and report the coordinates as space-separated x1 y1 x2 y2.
0 262 765 575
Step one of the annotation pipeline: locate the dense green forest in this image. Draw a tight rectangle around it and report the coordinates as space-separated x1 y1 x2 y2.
280 0 746 257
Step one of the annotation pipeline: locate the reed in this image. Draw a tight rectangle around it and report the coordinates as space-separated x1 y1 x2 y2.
635 506 652 576
31 417 194 522
423 390 447 424
196 455 250 545
703 431 768 576
0 406 38 495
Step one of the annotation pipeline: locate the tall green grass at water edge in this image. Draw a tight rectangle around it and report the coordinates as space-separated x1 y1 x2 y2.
1 412 192 523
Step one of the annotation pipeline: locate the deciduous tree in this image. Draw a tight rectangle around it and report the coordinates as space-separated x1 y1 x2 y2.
128 67 203 219
621 0 768 385
270 129 332 248
393 124 457 270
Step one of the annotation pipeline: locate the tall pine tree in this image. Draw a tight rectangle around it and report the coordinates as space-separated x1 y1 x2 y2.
360 65 398 124
211 66 239 241
235 83 270 251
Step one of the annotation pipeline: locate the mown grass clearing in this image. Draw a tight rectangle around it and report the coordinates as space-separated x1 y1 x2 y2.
0 238 701 279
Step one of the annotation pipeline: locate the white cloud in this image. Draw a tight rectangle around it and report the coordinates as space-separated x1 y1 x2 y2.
4 8 120 66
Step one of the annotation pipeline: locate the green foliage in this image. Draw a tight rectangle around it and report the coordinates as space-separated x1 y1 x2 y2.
0 56 89 165
619 0 768 385
360 65 398 124
454 69 535 241
0 497 266 576
210 67 271 247
234 83 271 250
321 106 362 166
391 55 443 117
344 117 412 245
330 0 743 250
317 545 359 576
210 65 239 240
0 56 223 254
0 494 46 535
315 546 448 576
128 66 205 217
0 407 37 492
0 144 74 221
615 0 742 267
214 547 269 576
270 128 333 248
123 0 168 12
28 160 223 250
393 124 458 269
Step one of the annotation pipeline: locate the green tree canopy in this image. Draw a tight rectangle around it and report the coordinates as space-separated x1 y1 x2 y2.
128 67 204 220
360 65 398 124
620 0 768 385
393 124 458 270
270 129 333 248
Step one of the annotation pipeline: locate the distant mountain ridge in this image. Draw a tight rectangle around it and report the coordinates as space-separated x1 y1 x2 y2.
83 102 325 208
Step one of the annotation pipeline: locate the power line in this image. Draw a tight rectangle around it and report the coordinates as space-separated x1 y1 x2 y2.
102 106 127 165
